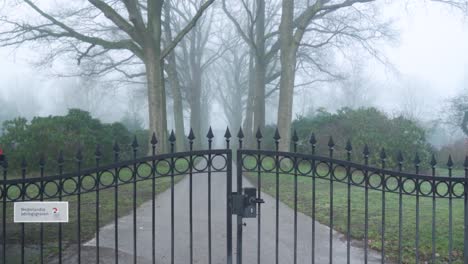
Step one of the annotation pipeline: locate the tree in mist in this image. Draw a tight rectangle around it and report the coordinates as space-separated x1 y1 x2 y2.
222 0 281 142
216 35 249 131
448 88 468 136
276 0 394 151
173 0 221 148
0 97 19 134
0 0 215 151
335 63 375 109
163 0 185 151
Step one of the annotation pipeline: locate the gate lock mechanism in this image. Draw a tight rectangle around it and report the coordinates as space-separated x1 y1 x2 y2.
231 187 264 218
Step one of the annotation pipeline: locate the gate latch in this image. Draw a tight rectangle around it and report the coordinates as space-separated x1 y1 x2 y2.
231 187 264 218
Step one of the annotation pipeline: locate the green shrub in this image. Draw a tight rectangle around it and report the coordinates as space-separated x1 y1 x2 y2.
262 107 433 170
0 109 148 174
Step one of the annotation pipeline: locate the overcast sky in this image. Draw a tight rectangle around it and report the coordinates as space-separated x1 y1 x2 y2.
0 1 467 130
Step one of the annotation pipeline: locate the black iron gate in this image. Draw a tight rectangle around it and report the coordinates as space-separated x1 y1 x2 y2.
1 128 468 264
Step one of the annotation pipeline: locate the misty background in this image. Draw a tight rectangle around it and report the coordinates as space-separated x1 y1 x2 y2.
0 1 467 149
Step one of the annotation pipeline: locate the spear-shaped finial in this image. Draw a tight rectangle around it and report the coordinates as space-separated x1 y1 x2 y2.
207 126 214 140
430 154 437 168
132 136 139 150
255 127 263 140
113 141 120 153
292 130 299 143
21 156 27 168
188 128 195 141
363 144 370 157
380 148 387 160
75 146 83 162
39 153 46 166
151 132 158 145
237 127 244 139
273 128 281 141
309 133 316 145
95 144 102 158
57 150 64 165
224 127 231 139
447 154 454 168
345 139 352 152
169 130 176 143
397 150 404 164
414 152 421 167
328 136 335 148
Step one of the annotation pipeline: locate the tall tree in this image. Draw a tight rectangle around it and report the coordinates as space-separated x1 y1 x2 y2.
174 0 221 148
222 0 281 144
277 0 392 151
0 0 214 151
216 35 250 131
164 0 186 151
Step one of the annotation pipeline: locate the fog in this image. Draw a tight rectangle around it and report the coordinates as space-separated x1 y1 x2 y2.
0 1 467 147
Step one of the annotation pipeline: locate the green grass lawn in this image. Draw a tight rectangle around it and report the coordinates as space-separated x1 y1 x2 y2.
244 157 465 264
1 161 185 263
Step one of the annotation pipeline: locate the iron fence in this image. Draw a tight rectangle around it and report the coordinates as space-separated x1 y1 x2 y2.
0 127 467 264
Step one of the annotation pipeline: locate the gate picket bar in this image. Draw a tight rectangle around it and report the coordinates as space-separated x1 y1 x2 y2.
0 127 467 263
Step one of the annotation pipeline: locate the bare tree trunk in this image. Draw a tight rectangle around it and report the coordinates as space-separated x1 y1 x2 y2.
243 47 255 145
145 52 168 152
146 1 167 152
277 0 296 152
164 1 186 151
252 0 266 133
190 62 203 149
167 55 186 151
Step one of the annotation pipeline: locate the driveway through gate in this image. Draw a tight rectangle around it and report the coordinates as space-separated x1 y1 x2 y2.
1 128 468 264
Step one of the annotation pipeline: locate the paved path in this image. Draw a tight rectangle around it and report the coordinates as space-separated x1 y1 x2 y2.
54 161 382 264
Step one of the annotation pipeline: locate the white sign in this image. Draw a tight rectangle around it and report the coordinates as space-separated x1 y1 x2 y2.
14 202 69 223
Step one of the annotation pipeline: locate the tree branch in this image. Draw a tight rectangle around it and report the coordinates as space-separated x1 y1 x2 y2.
161 0 216 60
16 0 144 58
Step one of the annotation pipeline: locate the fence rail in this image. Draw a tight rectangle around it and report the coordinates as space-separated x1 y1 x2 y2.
0 127 467 264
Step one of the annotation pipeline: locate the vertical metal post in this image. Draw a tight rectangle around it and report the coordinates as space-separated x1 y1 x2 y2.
345 140 352 264
328 137 334 264
236 150 243 264
236 128 244 264
310 133 316 264
132 137 138 264
273 128 280 264
225 128 232 264
380 149 386 264
255 128 263 264
397 151 403 264
464 156 468 264
113 142 120 264
292 131 298 264
1 157 7 264
448 156 453 264
169 131 176 264
58 152 64 264
414 153 420 264
40 154 45 264
95 146 101 264
207 128 214 264
188 129 194 264
21 158 27 264
151 133 157 264
431 155 437 264
363 145 369 264
226 150 233 264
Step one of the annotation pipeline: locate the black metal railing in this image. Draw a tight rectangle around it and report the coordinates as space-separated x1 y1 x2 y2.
237 128 468 264
0 129 232 264
0 126 467 264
